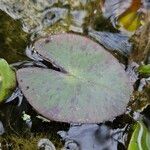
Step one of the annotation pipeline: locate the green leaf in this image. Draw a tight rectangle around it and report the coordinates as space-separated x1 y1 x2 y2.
0 59 16 102
17 33 133 123
128 121 150 150
138 64 150 76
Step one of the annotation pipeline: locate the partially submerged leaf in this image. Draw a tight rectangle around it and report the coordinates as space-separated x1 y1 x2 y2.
138 64 150 76
117 0 142 32
101 0 144 34
128 121 150 150
17 33 133 123
0 59 16 102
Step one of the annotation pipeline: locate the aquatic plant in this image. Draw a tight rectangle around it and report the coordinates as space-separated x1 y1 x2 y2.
100 0 146 33
138 64 150 76
17 33 133 123
128 121 150 150
0 11 29 63
0 59 16 102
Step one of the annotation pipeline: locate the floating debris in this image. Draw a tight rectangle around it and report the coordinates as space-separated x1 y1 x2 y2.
5 88 23 106
69 10 87 33
38 139 56 150
22 111 32 128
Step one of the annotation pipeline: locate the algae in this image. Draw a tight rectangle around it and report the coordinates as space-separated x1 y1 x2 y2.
0 10 29 63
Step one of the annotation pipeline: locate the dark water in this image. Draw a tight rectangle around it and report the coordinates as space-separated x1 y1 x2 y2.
0 0 149 149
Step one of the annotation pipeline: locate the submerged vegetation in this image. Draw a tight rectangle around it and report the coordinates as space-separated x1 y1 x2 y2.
0 0 149 149
0 11 29 63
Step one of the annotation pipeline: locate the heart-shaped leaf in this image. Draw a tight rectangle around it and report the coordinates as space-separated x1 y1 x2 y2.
17 33 133 123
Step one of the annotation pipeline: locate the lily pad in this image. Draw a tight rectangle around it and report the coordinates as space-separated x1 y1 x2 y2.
17 33 133 123
128 121 150 150
0 59 16 102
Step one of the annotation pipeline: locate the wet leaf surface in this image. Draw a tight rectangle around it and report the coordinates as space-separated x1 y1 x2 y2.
17 33 133 123
128 121 150 150
0 59 16 102
100 0 144 34
138 64 150 76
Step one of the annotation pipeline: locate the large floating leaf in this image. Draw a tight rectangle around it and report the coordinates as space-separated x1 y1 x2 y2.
0 59 16 102
128 121 150 150
17 34 133 123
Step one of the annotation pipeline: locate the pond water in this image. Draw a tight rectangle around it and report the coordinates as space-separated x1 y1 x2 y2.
0 0 149 149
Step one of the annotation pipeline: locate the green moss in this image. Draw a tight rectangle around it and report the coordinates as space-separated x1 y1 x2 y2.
0 134 63 150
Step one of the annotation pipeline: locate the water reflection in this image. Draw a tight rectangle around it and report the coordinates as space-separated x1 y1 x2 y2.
0 0 149 149
59 123 126 150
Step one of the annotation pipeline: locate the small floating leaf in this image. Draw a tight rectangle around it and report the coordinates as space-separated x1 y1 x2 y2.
17 33 133 123
138 64 150 76
0 59 16 102
128 121 150 150
117 0 142 32
101 0 144 33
